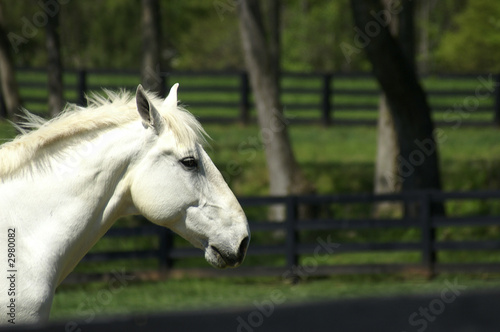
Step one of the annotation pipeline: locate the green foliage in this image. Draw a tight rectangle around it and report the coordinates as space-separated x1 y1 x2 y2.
282 0 367 71
172 9 243 70
3 1 217 69
435 0 500 72
3 0 498 72
61 1 142 68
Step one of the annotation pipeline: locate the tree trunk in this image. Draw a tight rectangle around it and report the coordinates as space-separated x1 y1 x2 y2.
351 0 443 215
141 0 163 96
238 0 314 220
0 1 21 120
46 3 64 118
374 95 402 216
374 0 413 216
398 0 415 69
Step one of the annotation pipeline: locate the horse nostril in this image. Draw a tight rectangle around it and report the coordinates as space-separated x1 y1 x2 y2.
238 236 249 259
210 237 249 268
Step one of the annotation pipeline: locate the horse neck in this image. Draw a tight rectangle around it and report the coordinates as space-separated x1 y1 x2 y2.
52 123 144 227
2 123 145 284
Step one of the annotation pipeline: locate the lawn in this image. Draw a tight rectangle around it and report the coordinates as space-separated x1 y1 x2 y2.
204 124 500 196
3 119 500 322
2 73 500 322
50 273 500 322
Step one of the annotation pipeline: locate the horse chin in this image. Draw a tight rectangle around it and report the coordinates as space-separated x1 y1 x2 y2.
204 246 229 269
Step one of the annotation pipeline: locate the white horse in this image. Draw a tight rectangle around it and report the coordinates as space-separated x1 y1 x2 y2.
0 84 250 324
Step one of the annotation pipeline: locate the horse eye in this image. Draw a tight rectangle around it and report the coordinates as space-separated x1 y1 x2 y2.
180 157 198 170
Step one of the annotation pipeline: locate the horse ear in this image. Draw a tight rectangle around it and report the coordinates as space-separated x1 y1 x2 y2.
163 83 179 109
136 84 164 133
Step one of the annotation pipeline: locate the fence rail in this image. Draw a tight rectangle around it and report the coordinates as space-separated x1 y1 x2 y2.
70 190 500 281
4 68 500 126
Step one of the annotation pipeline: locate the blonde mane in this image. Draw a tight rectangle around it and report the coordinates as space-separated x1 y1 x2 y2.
0 89 207 178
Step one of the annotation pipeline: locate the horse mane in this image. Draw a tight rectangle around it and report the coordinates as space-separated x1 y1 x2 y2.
0 89 207 178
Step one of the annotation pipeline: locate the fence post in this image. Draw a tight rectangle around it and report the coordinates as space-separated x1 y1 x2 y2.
158 228 174 270
285 196 299 272
420 192 435 277
494 74 500 127
77 69 87 106
321 73 333 126
239 71 250 125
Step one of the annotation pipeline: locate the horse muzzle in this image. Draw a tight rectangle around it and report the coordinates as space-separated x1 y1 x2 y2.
205 236 250 268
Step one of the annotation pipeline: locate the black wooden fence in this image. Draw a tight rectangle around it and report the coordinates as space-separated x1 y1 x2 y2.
72 190 500 281
6 67 500 126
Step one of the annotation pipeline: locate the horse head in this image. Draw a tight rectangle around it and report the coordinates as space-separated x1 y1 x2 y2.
130 84 250 268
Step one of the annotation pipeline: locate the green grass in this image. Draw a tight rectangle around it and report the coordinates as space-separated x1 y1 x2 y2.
204 124 500 195
2 80 500 321
0 121 17 142
57 123 500 276
49 273 500 322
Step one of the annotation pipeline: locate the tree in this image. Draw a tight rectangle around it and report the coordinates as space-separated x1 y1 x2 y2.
0 1 21 120
416 0 432 74
141 0 163 95
45 1 64 117
435 0 500 73
351 0 443 215
282 0 358 72
374 0 415 215
237 0 314 220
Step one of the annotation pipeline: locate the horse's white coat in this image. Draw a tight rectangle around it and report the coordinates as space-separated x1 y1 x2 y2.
0 84 249 324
